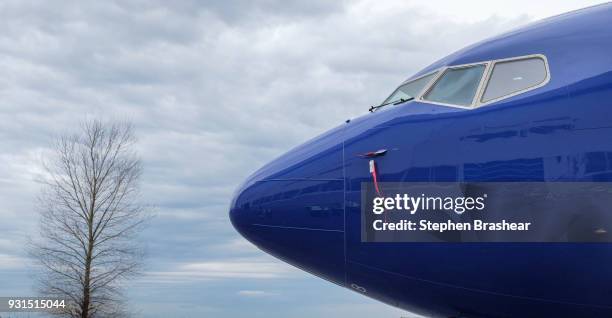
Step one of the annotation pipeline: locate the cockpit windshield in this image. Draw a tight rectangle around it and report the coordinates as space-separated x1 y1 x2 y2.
382 72 437 105
373 54 548 112
423 64 485 106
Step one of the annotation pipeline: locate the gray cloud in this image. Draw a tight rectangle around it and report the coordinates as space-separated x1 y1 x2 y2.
0 1 606 317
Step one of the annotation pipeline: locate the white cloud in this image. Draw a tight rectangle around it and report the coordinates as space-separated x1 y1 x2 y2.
211 238 260 254
0 253 28 269
404 0 608 22
237 290 279 297
143 258 299 283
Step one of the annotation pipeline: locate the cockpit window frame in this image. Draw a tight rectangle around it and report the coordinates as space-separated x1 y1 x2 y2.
419 61 491 109
476 54 551 106
381 70 440 105
406 54 550 109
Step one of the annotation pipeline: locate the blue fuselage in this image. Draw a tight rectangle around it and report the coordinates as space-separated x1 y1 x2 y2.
230 5 612 317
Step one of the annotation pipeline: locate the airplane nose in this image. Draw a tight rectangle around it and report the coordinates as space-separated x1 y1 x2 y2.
228 182 255 246
229 177 346 285
228 198 246 239
229 126 346 285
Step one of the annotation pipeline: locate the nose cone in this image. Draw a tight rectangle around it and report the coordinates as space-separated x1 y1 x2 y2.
229 126 346 285
228 195 247 239
229 178 345 284
228 180 253 239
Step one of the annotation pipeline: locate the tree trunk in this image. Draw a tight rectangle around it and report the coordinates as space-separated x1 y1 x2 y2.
82 208 94 318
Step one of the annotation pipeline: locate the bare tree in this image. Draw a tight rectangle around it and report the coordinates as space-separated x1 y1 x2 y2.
32 120 147 318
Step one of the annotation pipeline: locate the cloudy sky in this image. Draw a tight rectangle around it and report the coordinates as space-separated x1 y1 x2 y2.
0 1 607 317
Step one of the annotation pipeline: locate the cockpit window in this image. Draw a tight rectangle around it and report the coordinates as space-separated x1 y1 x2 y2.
481 57 547 103
374 54 549 112
423 64 485 106
382 72 437 105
